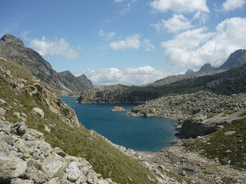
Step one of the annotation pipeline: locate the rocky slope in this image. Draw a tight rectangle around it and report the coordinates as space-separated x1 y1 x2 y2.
0 34 93 95
0 121 116 184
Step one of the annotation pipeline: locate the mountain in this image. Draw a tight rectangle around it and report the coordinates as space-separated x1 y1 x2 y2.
184 69 196 76
57 71 93 95
198 63 215 73
0 34 93 95
219 49 246 70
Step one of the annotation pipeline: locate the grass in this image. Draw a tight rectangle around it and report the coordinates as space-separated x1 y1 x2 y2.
0 56 157 184
184 118 246 170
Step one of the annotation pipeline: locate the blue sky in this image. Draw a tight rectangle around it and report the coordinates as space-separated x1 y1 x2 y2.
1 0 246 85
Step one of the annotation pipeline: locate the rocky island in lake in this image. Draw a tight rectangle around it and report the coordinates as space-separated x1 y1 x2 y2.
111 106 127 111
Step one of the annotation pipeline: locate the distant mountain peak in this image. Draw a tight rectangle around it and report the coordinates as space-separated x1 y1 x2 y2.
1 34 24 46
184 69 196 76
199 63 215 73
219 49 246 70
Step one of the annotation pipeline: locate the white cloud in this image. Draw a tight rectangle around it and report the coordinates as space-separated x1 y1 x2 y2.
161 17 246 72
98 29 116 40
25 36 78 59
77 66 168 86
152 14 193 33
222 0 246 11
109 34 141 50
150 0 209 13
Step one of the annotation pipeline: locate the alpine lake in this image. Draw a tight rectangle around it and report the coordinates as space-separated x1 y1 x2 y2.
61 96 178 152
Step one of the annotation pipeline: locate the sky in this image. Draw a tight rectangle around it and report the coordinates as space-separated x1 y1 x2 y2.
1 0 246 86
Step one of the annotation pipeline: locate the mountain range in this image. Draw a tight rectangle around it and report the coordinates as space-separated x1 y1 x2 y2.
0 34 93 95
184 49 246 77
77 48 246 104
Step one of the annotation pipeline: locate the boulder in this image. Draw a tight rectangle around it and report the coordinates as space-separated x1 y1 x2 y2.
11 122 27 135
65 161 82 182
0 154 27 182
32 107 44 118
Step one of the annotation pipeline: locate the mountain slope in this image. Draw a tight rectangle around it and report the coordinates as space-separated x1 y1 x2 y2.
0 34 93 95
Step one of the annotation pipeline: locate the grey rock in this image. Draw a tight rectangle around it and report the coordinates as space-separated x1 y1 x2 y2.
65 161 82 182
0 154 27 182
0 98 7 105
53 147 67 158
10 178 34 184
32 107 44 118
11 122 27 135
0 108 6 117
0 121 11 134
224 131 236 136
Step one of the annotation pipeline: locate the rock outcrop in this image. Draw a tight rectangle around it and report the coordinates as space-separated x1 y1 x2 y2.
0 34 93 95
0 121 116 184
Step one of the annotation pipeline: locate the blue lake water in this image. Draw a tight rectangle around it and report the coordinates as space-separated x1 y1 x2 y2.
61 96 178 152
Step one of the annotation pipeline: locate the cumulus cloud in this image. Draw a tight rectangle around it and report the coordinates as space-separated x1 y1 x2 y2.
152 14 193 33
98 29 116 40
161 17 246 72
77 66 168 86
150 0 209 13
109 34 141 50
24 35 78 59
222 0 246 11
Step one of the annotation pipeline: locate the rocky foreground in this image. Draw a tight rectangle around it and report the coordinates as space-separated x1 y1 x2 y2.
0 121 117 184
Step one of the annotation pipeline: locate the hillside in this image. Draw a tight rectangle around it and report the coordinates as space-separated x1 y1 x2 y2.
0 34 93 95
0 55 160 184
